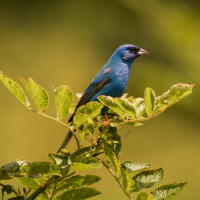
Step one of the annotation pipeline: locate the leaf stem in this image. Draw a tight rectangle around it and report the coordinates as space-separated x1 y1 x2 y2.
50 182 57 200
28 107 80 150
26 172 76 200
102 161 133 200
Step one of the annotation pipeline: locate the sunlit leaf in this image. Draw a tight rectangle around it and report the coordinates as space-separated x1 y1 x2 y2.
54 85 73 119
122 161 150 173
55 175 101 194
48 153 70 175
150 181 188 200
70 145 102 163
132 168 164 192
73 102 103 128
121 167 135 191
18 176 49 200
55 187 102 200
69 103 76 114
133 98 145 118
0 74 30 107
20 162 61 176
81 157 102 169
104 143 121 175
158 83 194 112
144 88 156 117
137 192 155 200
114 98 136 118
98 95 127 119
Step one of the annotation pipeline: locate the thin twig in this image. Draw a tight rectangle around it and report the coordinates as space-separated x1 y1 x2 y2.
102 161 133 200
28 108 80 150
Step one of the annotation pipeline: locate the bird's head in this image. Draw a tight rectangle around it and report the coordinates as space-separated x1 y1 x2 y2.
116 44 148 62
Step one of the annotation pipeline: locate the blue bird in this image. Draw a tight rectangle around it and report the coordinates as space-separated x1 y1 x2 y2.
56 44 148 152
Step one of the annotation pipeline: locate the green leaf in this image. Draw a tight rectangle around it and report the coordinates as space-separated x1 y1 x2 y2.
137 192 155 200
79 123 102 141
48 153 70 175
133 98 145 118
54 85 73 119
150 181 188 200
114 98 136 118
55 175 101 194
81 157 102 169
20 162 61 176
98 95 128 119
55 187 102 200
70 145 102 163
28 78 49 112
69 103 77 114
121 167 135 191
18 176 48 200
0 74 30 107
19 77 30 93
73 102 103 128
1 160 28 177
144 88 156 117
104 143 121 175
122 161 150 173
109 127 121 157
0 168 12 180
158 83 194 112
71 163 98 171
132 168 164 192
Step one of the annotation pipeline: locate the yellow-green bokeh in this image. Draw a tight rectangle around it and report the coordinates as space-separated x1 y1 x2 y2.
0 0 200 199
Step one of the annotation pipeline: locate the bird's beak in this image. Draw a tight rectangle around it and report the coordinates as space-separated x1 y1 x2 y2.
138 48 149 55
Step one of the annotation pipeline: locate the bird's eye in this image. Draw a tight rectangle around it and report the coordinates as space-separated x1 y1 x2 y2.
129 47 135 53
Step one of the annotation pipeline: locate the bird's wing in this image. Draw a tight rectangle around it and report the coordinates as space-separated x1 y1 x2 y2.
68 69 112 122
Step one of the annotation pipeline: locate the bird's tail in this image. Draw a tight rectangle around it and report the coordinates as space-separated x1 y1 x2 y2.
56 122 74 153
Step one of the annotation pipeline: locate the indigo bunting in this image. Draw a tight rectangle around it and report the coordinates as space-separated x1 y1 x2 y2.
56 44 148 152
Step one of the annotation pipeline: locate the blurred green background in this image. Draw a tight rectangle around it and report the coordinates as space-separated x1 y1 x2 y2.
0 0 199 199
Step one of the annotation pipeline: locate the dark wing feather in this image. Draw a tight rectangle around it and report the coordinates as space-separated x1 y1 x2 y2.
68 75 111 122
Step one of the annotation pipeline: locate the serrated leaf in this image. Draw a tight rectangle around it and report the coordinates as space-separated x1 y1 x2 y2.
55 187 102 200
137 192 155 200
1 160 28 177
0 168 12 180
150 182 188 200
0 74 30 107
132 168 164 192
20 162 61 176
48 153 70 175
114 98 136 119
55 175 101 194
54 85 73 119
28 78 49 112
81 157 102 169
144 88 156 117
121 167 135 191
104 143 121 175
73 102 103 128
79 123 102 141
70 145 102 163
98 95 128 119
18 176 48 200
133 98 145 118
109 127 121 157
122 161 150 173
159 83 194 112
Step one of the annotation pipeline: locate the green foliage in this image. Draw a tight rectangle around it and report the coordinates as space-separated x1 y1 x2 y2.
0 74 193 200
